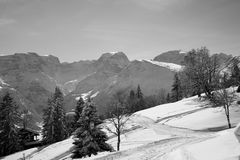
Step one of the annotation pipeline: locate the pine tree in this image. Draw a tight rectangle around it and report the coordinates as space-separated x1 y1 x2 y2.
42 87 66 144
65 97 85 136
166 93 171 103
53 97 66 142
75 97 84 124
72 102 113 158
129 90 135 100
135 85 145 111
127 90 136 113
136 85 143 99
42 98 54 144
171 73 182 101
230 60 240 86
0 92 21 156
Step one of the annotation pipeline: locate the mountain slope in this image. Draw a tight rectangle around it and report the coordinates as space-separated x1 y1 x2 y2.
0 53 97 121
67 59 178 114
5 90 240 160
0 52 131 120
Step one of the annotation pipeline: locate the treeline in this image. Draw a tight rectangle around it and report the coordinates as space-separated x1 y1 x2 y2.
0 92 37 157
169 47 240 128
0 93 22 157
42 87 113 158
0 87 113 158
170 47 240 101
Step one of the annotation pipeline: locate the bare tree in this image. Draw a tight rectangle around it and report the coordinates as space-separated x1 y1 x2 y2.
211 86 237 128
183 47 221 98
105 91 129 151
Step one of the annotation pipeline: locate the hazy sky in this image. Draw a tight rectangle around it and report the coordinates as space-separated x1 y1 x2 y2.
0 0 239 62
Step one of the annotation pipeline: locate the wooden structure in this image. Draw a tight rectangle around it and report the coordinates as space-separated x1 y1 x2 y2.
18 128 41 148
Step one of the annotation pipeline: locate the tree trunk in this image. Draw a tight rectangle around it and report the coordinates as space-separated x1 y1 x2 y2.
225 106 232 128
117 133 120 151
226 114 232 128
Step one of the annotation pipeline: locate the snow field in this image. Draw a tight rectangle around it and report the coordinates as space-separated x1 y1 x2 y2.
162 129 240 160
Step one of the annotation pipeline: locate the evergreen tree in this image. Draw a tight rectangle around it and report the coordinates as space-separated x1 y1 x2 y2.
72 102 113 158
42 98 54 144
166 93 171 103
135 85 146 111
136 97 146 111
171 73 182 101
42 87 66 144
65 97 85 136
230 60 240 86
52 95 66 142
136 85 143 99
0 92 21 156
127 90 136 113
75 97 84 124
129 90 135 100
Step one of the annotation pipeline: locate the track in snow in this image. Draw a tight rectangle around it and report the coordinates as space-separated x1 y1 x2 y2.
94 136 211 160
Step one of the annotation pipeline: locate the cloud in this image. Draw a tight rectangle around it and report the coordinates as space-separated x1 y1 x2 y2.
0 18 16 27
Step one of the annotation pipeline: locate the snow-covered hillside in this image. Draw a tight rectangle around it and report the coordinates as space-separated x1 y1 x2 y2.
3 92 240 160
161 129 240 160
144 60 183 72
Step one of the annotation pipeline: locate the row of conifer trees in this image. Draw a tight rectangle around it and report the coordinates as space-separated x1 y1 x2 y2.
42 87 113 158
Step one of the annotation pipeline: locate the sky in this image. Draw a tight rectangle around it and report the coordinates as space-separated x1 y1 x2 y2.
0 0 239 62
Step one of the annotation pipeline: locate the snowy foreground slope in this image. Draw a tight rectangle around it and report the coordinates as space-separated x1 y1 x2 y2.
4 94 240 160
161 129 240 160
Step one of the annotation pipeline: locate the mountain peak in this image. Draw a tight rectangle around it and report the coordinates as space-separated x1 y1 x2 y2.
111 51 128 58
98 53 113 61
98 52 129 62
153 50 186 65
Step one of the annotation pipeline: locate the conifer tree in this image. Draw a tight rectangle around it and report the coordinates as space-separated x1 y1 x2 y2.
129 90 135 100
135 85 145 111
127 90 136 113
230 59 240 86
0 92 21 156
171 73 182 101
75 97 84 124
53 96 66 142
42 87 66 144
136 85 143 99
72 102 113 158
42 98 54 144
166 93 171 103
65 97 85 136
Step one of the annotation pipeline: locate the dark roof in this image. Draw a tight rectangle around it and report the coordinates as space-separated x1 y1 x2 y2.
19 128 39 135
